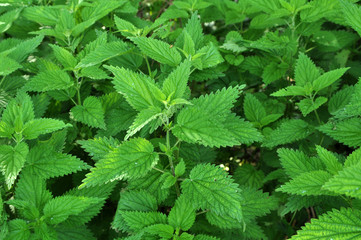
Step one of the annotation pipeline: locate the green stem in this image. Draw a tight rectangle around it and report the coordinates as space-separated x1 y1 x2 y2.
165 117 181 197
289 211 297 225
0 76 6 88
152 167 165 174
196 210 210 216
175 141 181 161
309 96 321 125
319 135 325 146
313 109 321 125
144 56 152 77
76 77 83 105
310 96 324 145
290 14 296 40
69 97 78 106
166 129 175 175
76 88 82 105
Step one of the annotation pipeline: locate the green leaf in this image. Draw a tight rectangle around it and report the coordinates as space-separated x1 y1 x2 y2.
262 62 288 84
162 60 191 100
299 0 335 22
71 96 106 129
336 79 361 118
278 148 323 178
175 159 186 177
0 8 21 33
260 113 283 126
25 145 89 179
194 235 220 240
145 224 174 238
323 163 361 199
296 97 327 117
22 6 58 25
81 138 159 187
77 32 107 59
117 190 158 212
316 145 343 175
249 0 282 13
168 196 196 231
76 41 129 68
130 36 181 66
345 148 361 167
172 107 236 147
7 219 30 240
8 35 44 63
193 43 224 70
43 196 101 224
340 0 361 37
161 172 177 189
114 16 139 37
25 70 74 92
0 142 28 189
65 183 115 225
80 66 109 80
121 211 168 232
78 137 120 161
32 93 51 118
0 121 13 138
106 65 165 111
328 86 354 115
55 226 96 240
263 119 313 148
271 85 307 97
0 56 22 76
174 96 261 147
282 195 326 216
72 1 126 36
150 8 189 33
277 170 332 196
113 190 158 231
291 208 361 240
2 92 34 129
15 172 52 210
175 13 204 50
181 164 242 221
318 118 361 148
243 93 266 123
128 171 170 203
225 54 244 66
205 210 241 229
7 198 40 221
23 118 70 139
182 30 196 56
312 68 349 92
190 86 241 122
125 106 163 140
49 44 78 70
294 52 320 86
240 187 278 221
312 30 357 52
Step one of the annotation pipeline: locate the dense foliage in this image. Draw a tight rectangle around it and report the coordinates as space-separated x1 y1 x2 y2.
1 0 361 239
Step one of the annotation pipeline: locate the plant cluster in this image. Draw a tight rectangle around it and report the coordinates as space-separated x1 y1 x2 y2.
1 0 361 239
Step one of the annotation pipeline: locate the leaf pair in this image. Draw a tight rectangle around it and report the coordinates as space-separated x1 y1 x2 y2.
277 146 361 239
172 86 263 147
80 138 159 188
272 53 349 117
113 191 195 237
106 60 192 139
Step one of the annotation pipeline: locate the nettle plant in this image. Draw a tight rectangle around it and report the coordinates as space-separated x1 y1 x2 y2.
2 0 361 239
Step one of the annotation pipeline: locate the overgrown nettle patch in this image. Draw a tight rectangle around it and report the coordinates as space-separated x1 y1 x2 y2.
1 0 361 239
